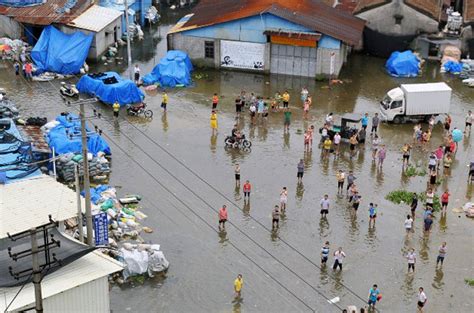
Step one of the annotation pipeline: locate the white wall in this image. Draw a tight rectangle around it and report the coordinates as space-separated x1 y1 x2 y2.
42 277 110 313
357 0 439 35
0 16 21 39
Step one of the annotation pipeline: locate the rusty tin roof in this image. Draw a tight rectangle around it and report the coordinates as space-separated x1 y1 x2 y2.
173 0 366 46
0 0 91 26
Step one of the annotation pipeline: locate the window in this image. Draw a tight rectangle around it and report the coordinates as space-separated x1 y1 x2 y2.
391 101 403 109
205 41 214 59
394 14 403 25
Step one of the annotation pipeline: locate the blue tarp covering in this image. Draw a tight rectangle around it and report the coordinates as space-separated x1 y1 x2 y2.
46 113 111 156
77 72 144 106
142 50 193 87
443 61 463 74
81 184 110 204
0 118 41 183
31 26 93 75
385 50 420 77
0 0 43 6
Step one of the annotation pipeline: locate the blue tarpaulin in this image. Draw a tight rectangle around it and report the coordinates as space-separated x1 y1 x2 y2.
46 113 111 156
31 26 93 75
142 50 193 87
385 50 420 77
443 61 463 74
77 72 144 106
0 118 41 183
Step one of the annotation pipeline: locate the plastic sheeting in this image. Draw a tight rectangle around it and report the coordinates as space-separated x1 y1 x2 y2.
443 61 463 74
142 50 193 87
77 72 144 105
45 113 111 156
0 0 43 6
31 26 93 75
386 51 420 77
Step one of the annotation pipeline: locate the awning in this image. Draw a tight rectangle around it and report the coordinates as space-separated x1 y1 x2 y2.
264 30 321 47
67 5 123 33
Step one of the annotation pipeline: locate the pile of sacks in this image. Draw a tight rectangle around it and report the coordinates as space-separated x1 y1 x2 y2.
440 46 463 74
78 185 169 281
56 152 110 182
113 243 169 281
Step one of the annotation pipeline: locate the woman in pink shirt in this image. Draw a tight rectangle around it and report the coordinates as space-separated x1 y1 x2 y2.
218 205 228 231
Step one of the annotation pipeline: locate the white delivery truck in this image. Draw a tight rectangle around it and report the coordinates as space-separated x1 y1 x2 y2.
380 82 452 123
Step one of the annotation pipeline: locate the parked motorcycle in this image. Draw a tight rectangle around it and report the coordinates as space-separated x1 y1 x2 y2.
59 82 79 98
126 103 153 118
224 134 252 151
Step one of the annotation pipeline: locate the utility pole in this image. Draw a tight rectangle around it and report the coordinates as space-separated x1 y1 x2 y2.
79 102 93 246
30 228 43 313
74 164 84 242
7 218 60 313
124 0 133 80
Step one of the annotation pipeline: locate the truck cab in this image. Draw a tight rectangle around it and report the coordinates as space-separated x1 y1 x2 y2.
380 87 405 123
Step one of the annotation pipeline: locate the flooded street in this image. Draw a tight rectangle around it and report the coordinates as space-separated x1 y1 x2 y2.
1 8 473 312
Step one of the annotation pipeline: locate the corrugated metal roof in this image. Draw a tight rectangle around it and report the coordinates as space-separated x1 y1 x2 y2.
0 251 123 312
67 5 123 32
405 0 441 20
0 175 85 239
464 0 474 23
0 0 92 26
171 0 366 46
353 0 390 14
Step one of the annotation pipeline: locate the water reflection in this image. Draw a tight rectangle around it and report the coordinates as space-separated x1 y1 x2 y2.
419 235 431 262
161 112 168 132
242 200 251 218
303 150 313 171
318 216 330 238
283 131 290 149
432 268 445 290
210 134 217 153
218 230 228 245
234 185 241 202
438 214 447 233
295 182 304 202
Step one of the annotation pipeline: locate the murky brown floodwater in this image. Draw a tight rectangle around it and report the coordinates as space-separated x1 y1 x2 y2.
1 6 473 312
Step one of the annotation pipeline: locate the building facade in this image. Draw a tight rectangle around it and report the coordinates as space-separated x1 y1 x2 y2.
167 0 365 78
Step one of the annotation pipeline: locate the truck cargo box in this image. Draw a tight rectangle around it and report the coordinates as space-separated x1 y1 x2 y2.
401 83 451 116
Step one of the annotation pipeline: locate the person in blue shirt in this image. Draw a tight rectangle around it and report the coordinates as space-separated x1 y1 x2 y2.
361 113 369 130
369 203 377 227
321 241 330 265
368 284 380 309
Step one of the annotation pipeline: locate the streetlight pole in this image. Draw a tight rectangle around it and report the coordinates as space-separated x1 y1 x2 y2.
124 0 133 80
79 102 93 246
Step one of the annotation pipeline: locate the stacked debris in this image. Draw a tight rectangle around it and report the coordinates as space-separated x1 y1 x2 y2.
75 185 169 282
55 152 111 182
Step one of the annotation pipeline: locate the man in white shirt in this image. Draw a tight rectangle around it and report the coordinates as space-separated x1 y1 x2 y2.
404 215 413 233
417 287 427 312
332 247 346 270
407 248 416 272
134 64 140 84
320 195 330 218
465 110 472 133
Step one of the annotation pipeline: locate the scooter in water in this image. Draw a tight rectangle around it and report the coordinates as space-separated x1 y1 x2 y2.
126 102 153 118
224 134 252 151
60 82 79 98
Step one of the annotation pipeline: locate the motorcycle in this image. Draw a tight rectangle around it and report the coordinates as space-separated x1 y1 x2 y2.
224 134 252 151
126 102 153 118
60 82 79 98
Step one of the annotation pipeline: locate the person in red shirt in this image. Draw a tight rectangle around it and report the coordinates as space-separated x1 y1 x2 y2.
441 189 450 214
243 180 251 199
24 62 33 80
212 93 219 110
218 205 228 231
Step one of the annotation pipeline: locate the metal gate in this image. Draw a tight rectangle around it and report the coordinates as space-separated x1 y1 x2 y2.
270 44 317 77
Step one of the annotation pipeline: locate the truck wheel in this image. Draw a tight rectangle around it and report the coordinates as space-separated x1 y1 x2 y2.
393 116 403 124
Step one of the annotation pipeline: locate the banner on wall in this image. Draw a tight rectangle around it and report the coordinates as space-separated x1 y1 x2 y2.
220 40 265 70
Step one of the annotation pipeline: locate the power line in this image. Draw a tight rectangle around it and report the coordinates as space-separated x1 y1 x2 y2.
2 53 326 313
7 21 355 310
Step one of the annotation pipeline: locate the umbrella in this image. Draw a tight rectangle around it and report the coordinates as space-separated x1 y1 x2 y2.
452 129 463 142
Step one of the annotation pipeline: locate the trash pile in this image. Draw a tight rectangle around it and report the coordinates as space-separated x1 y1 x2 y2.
0 37 29 59
463 203 474 218
0 92 19 119
76 185 169 282
55 152 110 182
440 45 463 74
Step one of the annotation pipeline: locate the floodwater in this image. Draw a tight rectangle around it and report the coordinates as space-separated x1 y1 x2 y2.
1 7 473 312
